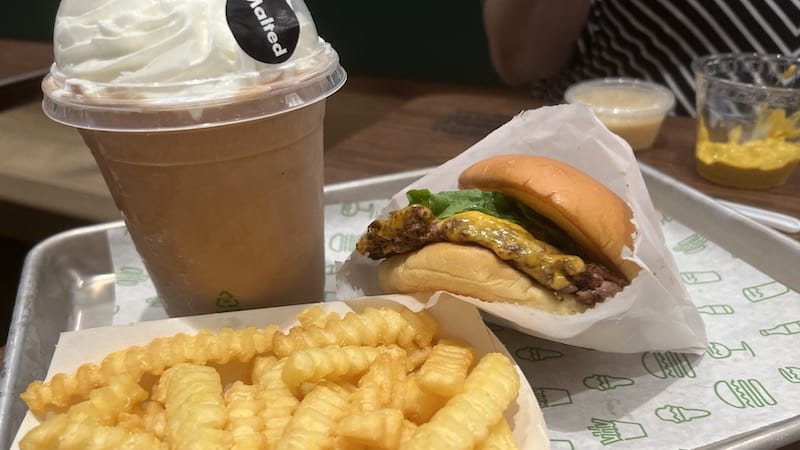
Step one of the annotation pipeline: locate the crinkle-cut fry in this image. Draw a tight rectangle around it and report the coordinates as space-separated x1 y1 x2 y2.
275 382 350 450
113 399 167 441
225 381 268 450
209 325 279 364
21 366 102 418
394 307 438 348
19 414 69 449
282 345 382 389
251 357 299 448
114 402 166 443
272 308 375 357
140 401 166 440
416 339 475 398
337 408 414 449
297 305 338 328
39 418 166 450
116 411 145 433
400 353 520 450
400 420 418 446
405 345 432 371
273 306 436 358
350 350 409 413
61 422 165 450
20 374 148 449
157 363 232 450
78 373 148 424
476 418 519 450
392 375 447 425
251 354 280 381
297 379 357 399
331 438 368 450
21 325 280 416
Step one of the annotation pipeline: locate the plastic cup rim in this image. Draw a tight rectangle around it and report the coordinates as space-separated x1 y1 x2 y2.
691 52 800 94
564 77 676 117
41 64 347 132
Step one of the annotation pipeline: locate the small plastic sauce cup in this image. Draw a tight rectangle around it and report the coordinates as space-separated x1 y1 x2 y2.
565 78 675 151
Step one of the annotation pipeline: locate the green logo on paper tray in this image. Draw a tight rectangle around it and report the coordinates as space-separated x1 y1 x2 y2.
588 418 647 445
326 263 337 276
779 367 800 383
533 387 572 408
696 304 735 315
672 233 708 254
706 341 755 359
655 404 711 424
328 233 362 253
146 296 163 307
216 290 240 311
642 352 697 379
115 266 149 286
760 320 800 336
681 271 721 284
549 439 575 450
743 281 790 302
714 379 777 409
515 346 564 362
340 202 380 218
583 374 635 391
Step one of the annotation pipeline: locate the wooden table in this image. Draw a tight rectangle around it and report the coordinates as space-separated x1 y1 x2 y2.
4 91 799 241
325 93 800 241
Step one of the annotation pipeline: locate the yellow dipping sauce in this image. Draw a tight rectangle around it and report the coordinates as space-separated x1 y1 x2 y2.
695 109 800 189
565 78 675 151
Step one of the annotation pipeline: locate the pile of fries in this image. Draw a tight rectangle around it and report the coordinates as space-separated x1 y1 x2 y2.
19 304 521 449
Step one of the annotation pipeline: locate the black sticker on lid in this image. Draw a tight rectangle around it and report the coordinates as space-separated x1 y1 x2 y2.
226 0 300 64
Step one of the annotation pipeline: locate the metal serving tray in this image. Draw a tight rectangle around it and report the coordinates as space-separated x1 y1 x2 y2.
2 165 799 449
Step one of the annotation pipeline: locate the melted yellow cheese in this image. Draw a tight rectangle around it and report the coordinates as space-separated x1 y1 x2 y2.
440 212 585 291
696 108 800 189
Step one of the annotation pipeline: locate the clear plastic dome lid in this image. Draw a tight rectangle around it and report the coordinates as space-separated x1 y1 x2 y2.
42 0 346 131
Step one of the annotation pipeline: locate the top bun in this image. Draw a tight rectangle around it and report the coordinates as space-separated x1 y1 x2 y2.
458 154 639 280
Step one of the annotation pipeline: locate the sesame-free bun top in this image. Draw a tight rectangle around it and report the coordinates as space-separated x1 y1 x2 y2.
458 154 639 280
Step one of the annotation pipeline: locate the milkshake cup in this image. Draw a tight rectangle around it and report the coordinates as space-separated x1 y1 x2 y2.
42 0 346 317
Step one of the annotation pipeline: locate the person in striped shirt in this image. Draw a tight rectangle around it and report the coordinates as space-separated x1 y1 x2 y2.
482 0 798 116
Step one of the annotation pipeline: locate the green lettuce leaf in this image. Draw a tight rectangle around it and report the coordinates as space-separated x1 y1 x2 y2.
405 189 521 221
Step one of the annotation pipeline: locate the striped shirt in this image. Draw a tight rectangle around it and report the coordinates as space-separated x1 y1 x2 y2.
534 0 799 116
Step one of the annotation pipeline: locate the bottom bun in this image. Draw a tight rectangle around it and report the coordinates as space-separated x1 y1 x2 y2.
377 242 589 315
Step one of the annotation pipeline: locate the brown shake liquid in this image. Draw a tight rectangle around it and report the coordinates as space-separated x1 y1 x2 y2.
80 102 326 316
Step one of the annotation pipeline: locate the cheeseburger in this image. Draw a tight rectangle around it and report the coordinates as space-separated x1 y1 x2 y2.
355 154 640 314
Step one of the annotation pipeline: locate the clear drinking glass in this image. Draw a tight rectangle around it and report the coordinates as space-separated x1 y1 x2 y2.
692 53 800 189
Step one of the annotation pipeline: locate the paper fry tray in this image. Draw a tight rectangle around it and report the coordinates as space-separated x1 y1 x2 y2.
2 166 799 449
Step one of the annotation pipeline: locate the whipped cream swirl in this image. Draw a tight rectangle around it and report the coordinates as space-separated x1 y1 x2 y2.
51 0 328 96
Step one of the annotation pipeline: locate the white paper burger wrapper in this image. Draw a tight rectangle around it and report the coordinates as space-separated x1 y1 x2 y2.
11 295 550 450
336 104 708 354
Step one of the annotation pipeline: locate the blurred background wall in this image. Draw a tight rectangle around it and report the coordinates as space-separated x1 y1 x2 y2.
1 2 60 40
304 0 501 85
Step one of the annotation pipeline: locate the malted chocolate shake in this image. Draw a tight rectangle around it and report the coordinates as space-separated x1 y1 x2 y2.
42 0 346 316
